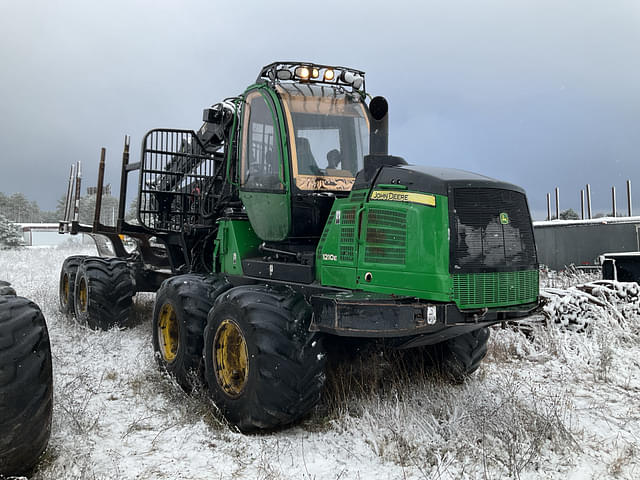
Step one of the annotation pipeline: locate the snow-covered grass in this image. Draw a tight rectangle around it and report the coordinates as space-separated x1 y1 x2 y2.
2 246 639 479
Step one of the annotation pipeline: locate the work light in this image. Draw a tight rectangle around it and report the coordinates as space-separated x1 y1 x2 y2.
295 66 310 80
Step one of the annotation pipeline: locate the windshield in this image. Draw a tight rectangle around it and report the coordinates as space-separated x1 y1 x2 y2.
278 85 369 191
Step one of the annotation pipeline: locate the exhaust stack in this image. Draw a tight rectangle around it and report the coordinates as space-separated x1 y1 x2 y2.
363 96 406 179
369 96 389 155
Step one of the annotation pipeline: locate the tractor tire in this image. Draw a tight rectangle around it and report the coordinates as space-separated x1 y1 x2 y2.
432 327 490 382
203 285 326 432
152 274 231 390
0 295 53 477
58 255 89 315
73 257 134 330
0 281 15 297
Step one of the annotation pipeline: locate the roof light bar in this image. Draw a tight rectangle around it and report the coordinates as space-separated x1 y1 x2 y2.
258 62 366 93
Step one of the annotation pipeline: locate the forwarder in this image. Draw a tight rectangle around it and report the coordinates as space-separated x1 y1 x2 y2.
58 62 539 431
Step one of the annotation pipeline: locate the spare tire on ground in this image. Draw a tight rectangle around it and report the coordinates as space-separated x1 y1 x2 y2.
0 290 53 477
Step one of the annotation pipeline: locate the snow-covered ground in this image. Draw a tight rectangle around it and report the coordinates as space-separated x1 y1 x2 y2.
2 246 639 479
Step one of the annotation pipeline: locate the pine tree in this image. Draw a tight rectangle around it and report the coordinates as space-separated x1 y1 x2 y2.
0 214 24 248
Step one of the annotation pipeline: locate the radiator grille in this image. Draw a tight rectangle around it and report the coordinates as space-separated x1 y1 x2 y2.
339 207 357 262
364 208 407 265
453 270 539 308
340 246 355 262
368 208 406 229
341 208 356 225
452 188 537 272
364 246 406 264
340 227 355 243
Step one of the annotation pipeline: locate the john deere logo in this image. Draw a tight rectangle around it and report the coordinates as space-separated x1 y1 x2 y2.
499 212 509 225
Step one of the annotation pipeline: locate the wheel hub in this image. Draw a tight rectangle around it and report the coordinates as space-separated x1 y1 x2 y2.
61 273 70 306
214 319 249 397
158 303 179 363
77 277 88 313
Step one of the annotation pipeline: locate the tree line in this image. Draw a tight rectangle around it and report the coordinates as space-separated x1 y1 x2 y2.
0 192 57 223
0 191 136 226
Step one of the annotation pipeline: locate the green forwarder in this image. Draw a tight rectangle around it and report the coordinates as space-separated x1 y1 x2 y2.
58 61 539 432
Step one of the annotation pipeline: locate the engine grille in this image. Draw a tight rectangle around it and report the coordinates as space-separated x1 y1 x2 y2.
453 270 539 309
364 208 407 265
451 188 537 273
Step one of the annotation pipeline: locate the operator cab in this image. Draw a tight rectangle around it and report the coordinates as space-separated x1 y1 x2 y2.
239 63 370 245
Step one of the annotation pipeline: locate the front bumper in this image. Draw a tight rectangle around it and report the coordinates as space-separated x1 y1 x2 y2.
309 292 539 347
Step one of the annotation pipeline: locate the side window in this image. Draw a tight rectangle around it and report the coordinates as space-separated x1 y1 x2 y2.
241 93 283 190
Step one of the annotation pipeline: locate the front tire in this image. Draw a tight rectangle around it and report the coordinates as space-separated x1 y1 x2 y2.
0 295 53 477
432 327 490 382
73 257 134 330
152 274 231 390
204 285 326 432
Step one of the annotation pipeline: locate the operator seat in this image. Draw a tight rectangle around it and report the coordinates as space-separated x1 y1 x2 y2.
295 137 320 175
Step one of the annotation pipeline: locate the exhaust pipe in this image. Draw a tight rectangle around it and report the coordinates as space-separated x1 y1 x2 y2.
369 96 389 155
363 96 406 180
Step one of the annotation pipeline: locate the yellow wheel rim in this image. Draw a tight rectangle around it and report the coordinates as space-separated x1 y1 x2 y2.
214 319 249 397
77 277 88 313
62 273 70 306
158 303 179 363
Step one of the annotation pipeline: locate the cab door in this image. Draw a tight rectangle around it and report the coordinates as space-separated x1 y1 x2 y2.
238 89 291 241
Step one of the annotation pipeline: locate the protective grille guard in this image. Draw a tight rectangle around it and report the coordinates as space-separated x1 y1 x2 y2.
451 187 538 273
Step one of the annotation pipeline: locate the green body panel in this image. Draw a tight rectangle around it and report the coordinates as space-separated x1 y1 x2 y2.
317 190 539 308
213 219 261 275
238 85 292 242
317 190 452 302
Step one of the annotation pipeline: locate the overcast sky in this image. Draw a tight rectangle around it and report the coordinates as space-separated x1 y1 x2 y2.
1 0 639 219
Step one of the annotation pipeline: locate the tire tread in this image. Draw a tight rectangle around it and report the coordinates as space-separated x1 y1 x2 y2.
0 295 52 477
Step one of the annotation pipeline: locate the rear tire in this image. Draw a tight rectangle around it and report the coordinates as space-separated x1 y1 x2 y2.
0 295 53 477
432 327 490 382
58 255 88 315
204 285 326 432
73 257 134 330
152 274 231 390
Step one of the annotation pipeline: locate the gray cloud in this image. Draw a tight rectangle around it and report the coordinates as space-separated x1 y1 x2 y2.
1 0 639 219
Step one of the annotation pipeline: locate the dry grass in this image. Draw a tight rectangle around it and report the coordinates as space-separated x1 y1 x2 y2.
308 338 579 479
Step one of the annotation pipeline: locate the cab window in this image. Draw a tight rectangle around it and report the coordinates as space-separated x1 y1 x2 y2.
241 92 284 191
278 85 370 192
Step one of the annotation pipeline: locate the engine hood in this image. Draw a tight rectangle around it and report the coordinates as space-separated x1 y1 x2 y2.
353 165 527 196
